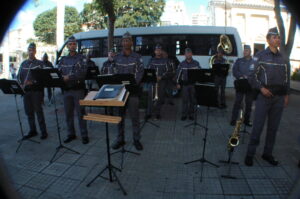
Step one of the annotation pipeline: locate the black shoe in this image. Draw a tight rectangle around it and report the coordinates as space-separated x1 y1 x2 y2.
245 156 253 166
82 137 89 144
244 121 253 127
24 131 38 139
230 120 236 126
181 116 187 121
298 160 300 168
189 116 194 120
133 140 143 151
155 114 161 120
112 139 125 150
145 114 151 120
63 136 76 144
261 154 279 166
40 133 48 140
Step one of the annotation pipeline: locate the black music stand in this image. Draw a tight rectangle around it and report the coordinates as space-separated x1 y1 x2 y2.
184 76 219 182
86 67 100 80
31 69 80 163
0 79 40 152
96 74 140 169
184 69 214 134
212 63 230 77
140 69 160 130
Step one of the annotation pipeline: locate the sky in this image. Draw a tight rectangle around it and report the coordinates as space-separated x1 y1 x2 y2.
9 0 209 31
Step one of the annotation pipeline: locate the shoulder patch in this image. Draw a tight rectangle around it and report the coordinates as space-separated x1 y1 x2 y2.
253 57 258 61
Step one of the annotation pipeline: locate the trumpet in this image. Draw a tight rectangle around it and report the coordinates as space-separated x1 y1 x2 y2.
228 110 243 149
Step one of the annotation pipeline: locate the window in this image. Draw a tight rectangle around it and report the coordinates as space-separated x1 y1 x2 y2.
80 39 101 57
133 34 237 57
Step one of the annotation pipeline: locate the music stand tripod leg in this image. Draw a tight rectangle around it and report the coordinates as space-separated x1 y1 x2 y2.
49 88 80 163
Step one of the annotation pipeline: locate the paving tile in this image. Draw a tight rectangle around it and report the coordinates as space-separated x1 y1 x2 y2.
18 186 43 199
262 167 290 179
11 169 38 185
247 179 277 195
253 195 281 199
194 177 223 194
194 195 225 199
240 166 267 179
270 178 293 195
221 179 252 195
47 177 81 196
62 165 90 181
42 162 70 177
26 173 58 190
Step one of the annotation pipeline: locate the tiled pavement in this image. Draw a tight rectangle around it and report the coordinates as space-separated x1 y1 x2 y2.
0 88 299 199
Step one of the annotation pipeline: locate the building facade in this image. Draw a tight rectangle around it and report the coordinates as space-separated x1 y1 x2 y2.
207 0 300 71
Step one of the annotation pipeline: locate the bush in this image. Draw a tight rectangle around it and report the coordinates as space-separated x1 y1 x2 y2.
291 69 300 81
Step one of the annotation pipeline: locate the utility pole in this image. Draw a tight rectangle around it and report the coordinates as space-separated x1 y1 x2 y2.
56 0 65 50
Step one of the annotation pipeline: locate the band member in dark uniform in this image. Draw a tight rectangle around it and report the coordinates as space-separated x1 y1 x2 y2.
230 45 254 126
57 36 89 145
146 44 172 120
17 43 48 140
42 53 54 105
176 48 201 121
111 32 144 151
101 49 115 75
245 27 289 166
86 53 97 90
212 47 228 108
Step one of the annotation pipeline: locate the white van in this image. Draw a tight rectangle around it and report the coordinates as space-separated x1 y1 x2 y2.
56 26 243 87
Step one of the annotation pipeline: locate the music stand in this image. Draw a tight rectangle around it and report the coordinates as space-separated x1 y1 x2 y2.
140 69 160 130
212 63 230 77
86 67 100 80
0 79 40 152
96 74 140 169
80 90 129 195
185 69 213 134
184 72 219 182
31 68 80 163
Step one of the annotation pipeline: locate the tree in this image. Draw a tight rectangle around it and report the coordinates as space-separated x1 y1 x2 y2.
274 0 297 61
81 0 165 29
94 0 116 50
33 6 81 44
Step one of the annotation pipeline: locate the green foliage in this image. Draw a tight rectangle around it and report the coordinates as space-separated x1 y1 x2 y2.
291 69 300 81
33 6 82 44
80 0 165 30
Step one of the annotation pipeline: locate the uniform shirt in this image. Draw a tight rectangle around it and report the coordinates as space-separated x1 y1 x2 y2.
176 59 201 83
232 57 255 79
101 59 114 75
17 58 45 90
249 47 289 91
213 56 227 64
112 51 144 84
57 53 87 89
87 59 96 68
147 57 172 79
43 60 54 68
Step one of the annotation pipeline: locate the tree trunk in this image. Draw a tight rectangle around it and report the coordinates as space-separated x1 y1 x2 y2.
107 15 115 51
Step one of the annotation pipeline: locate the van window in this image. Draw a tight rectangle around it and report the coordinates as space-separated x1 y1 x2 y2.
80 39 101 58
134 34 237 56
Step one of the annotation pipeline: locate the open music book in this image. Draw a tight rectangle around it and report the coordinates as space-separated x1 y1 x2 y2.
93 84 126 101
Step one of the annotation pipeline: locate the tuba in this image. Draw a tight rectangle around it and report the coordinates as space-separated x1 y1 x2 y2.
209 34 232 67
228 110 243 149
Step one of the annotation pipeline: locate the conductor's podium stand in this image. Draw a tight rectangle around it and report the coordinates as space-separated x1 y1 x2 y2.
79 87 129 195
